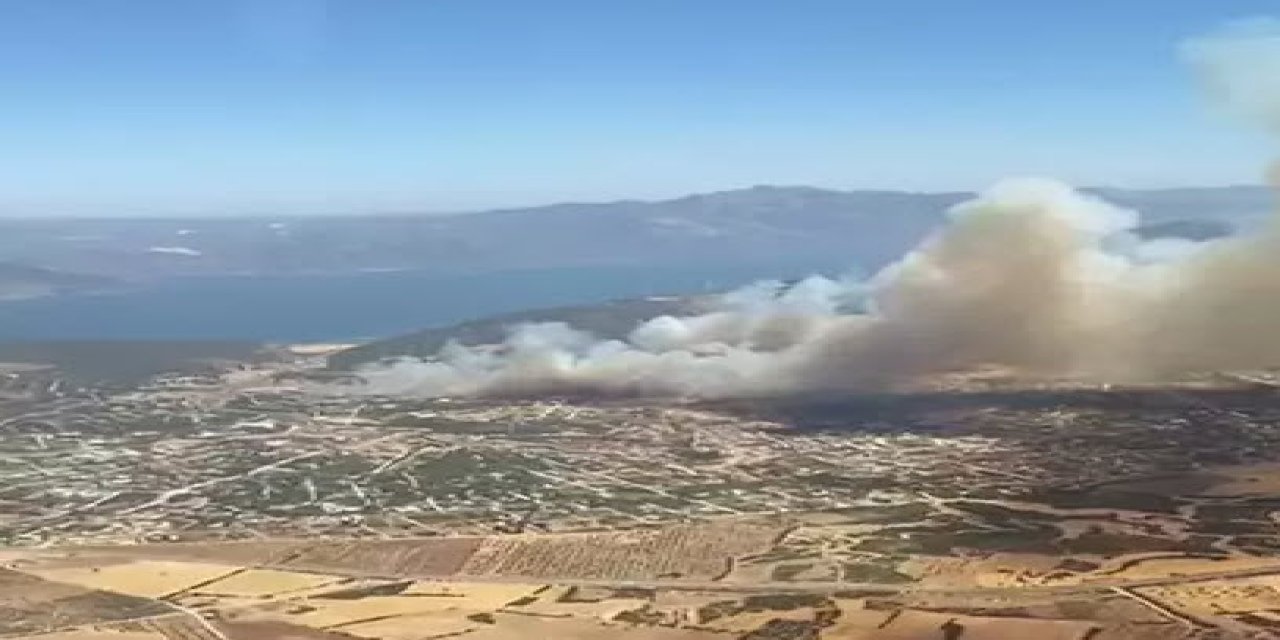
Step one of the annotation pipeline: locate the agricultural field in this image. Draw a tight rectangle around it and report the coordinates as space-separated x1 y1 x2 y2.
29 629 167 640
276 537 486 577
183 568 343 599
10 546 1280 639
1134 573 1280 633
88 542 309 568
0 567 174 637
459 521 784 581
104 614 224 640
21 560 236 598
858 608 1099 639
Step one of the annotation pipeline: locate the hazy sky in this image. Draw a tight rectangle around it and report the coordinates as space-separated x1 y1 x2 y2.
1 0 1278 216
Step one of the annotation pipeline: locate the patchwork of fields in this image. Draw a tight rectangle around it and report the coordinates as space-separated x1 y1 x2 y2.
5 517 1280 639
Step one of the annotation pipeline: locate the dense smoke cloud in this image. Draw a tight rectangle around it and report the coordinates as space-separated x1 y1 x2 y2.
345 23 1280 399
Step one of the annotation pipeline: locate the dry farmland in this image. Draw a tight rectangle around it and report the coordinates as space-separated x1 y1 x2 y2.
0 568 174 637
22 561 237 599
184 569 342 599
459 614 725 640
1133 573 1280 633
273 537 486 578
459 522 783 581
85 542 308 569
109 614 225 640
867 609 1100 640
28 628 167 640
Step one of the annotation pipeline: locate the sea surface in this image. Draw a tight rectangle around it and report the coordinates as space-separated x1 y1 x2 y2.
0 263 842 342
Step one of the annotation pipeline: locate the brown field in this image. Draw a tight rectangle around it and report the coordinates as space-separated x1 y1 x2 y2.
698 607 816 633
460 612 725 640
1137 574 1280 619
209 580 545 640
274 537 486 578
1088 555 1280 582
111 613 225 640
170 594 280 614
460 522 782 581
269 595 475 628
511 585 649 621
0 568 173 636
1200 462 1280 496
820 599 896 638
402 581 548 609
216 620 355 640
189 568 345 598
88 541 308 569
23 561 237 599
1086 624 1198 640
19 629 166 640
329 613 477 640
868 609 1099 640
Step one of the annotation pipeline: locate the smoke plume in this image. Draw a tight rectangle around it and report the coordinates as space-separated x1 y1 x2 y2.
346 22 1280 399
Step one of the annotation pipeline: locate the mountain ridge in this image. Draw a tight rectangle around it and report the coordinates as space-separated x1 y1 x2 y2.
1 184 1266 281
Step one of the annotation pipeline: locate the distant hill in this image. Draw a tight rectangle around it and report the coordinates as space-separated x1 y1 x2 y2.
0 185 1269 281
1131 218 1234 241
327 295 713 370
0 263 116 301
0 185 1267 344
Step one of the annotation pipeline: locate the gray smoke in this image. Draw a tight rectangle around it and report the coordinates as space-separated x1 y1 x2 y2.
345 22 1280 399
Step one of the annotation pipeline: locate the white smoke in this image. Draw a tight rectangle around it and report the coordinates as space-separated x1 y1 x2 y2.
1183 18 1280 134
344 22 1280 400
354 272 865 398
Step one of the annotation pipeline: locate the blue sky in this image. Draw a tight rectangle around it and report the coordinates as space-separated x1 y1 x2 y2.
1 1 1277 216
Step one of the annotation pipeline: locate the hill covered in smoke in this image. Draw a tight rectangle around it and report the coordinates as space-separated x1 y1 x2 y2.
339 178 1275 398
326 212 1234 372
331 19 1280 400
